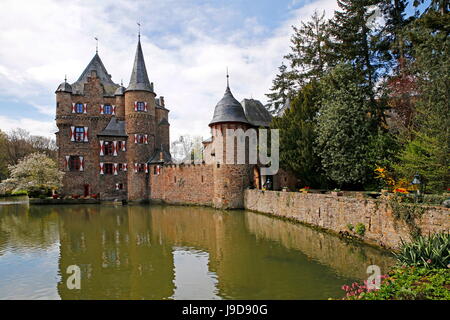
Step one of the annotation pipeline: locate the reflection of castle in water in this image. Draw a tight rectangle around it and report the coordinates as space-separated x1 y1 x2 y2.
0 203 395 299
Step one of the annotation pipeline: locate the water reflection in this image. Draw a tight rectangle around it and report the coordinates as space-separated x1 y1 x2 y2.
0 202 395 300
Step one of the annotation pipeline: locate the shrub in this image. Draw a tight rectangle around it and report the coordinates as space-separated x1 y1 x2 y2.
355 223 366 236
28 186 52 198
422 194 449 206
343 267 450 300
347 223 354 231
394 233 450 268
11 190 28 196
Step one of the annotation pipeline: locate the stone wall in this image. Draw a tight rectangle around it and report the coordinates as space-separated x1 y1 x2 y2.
244 190 450 249
149 164 215 206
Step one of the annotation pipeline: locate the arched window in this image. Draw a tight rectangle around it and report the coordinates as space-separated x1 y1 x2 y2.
75 103 84 114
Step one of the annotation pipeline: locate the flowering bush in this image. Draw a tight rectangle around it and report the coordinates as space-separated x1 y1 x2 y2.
341 275 390 299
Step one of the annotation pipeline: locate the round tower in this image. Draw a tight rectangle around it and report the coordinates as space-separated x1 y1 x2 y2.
124 37 156 201
209 77 253 209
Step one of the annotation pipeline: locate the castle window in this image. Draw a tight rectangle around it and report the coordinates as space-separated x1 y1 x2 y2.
74 127 85 142
104 141 114 156
75 103 84 114
103 104 113 115
117 183 124 190
104 163 114 175
118 163 124 172
69 156 81 171
174 176 177 183
201 176 204 183
136 101 145 111
137 163 146 172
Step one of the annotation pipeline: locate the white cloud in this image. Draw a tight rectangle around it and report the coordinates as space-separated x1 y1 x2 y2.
0 0 338 141
0 116 56 138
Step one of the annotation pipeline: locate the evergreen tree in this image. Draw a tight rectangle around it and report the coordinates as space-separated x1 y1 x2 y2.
266 63 295 113
316 64 377 188
271 81 325 188
285 10 333 86
266 10 332 113
329 0 388 93
394 10 450 192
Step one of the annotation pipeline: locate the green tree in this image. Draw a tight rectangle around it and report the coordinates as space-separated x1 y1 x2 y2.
285 10 333 86
266 63 296 113
0 130 9 181
316 64 378 188
329 0 389 97
0 152 64 193
271 81 325 187
393 11 450 192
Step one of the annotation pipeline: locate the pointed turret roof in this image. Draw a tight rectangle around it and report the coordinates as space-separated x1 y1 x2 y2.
126 38 153 92
209 84 250 126
71 53 119 95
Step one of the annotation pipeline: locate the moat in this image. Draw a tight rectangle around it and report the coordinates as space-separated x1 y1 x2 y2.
0 197 395 300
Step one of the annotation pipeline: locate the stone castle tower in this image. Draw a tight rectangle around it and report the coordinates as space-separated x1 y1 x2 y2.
206 79 253 209
55 36 170 201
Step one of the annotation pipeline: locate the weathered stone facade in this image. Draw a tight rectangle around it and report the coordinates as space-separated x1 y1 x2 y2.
56 38 291 207
56 41 169 201
244 189 450 248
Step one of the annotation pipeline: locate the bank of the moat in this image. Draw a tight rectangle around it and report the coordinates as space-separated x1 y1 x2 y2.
0 198 395 300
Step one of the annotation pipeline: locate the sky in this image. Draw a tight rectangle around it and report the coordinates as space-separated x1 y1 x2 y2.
0 0 420 142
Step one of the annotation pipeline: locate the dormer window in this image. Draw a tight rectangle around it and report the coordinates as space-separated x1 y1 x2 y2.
75 103 84 114
137 101 145 111
103 104 113 115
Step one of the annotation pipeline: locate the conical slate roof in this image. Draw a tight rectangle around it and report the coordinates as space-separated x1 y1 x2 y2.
71 53 119 95
241 98 273 127
126 38 153 92
209 86 250 126
56 81 72 93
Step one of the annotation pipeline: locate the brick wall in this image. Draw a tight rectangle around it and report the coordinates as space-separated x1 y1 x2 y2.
149 164 214 206
244 190 450 249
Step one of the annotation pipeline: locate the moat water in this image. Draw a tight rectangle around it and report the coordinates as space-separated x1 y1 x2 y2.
0 196 395 300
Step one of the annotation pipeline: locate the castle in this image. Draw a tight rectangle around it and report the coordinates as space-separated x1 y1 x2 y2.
55 37 296 208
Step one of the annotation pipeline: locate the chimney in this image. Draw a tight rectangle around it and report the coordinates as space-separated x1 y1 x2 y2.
160 96 165 107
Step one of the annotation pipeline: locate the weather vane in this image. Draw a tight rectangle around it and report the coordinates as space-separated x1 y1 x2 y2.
226 67 230 87
137 22 141 39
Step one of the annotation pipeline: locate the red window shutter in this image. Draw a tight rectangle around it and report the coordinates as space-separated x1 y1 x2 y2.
79 156 84 171
99 140 104 156
123 163 127 171
99 162 104 175
70 126 75 142
65 156 70 171
144 102 148 112
134 134 138 144
71 103 76 113
112 105 116 115
84 127 89 142
122 140 126 151
113 141 118 156
83 104 87 114
113 163 118 175
145 163 148 173
134 163 138 173
134 101 137 111
144 134 148 144
100 104 104 114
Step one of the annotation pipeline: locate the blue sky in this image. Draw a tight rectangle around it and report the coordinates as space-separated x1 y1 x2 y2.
0 0 420 140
